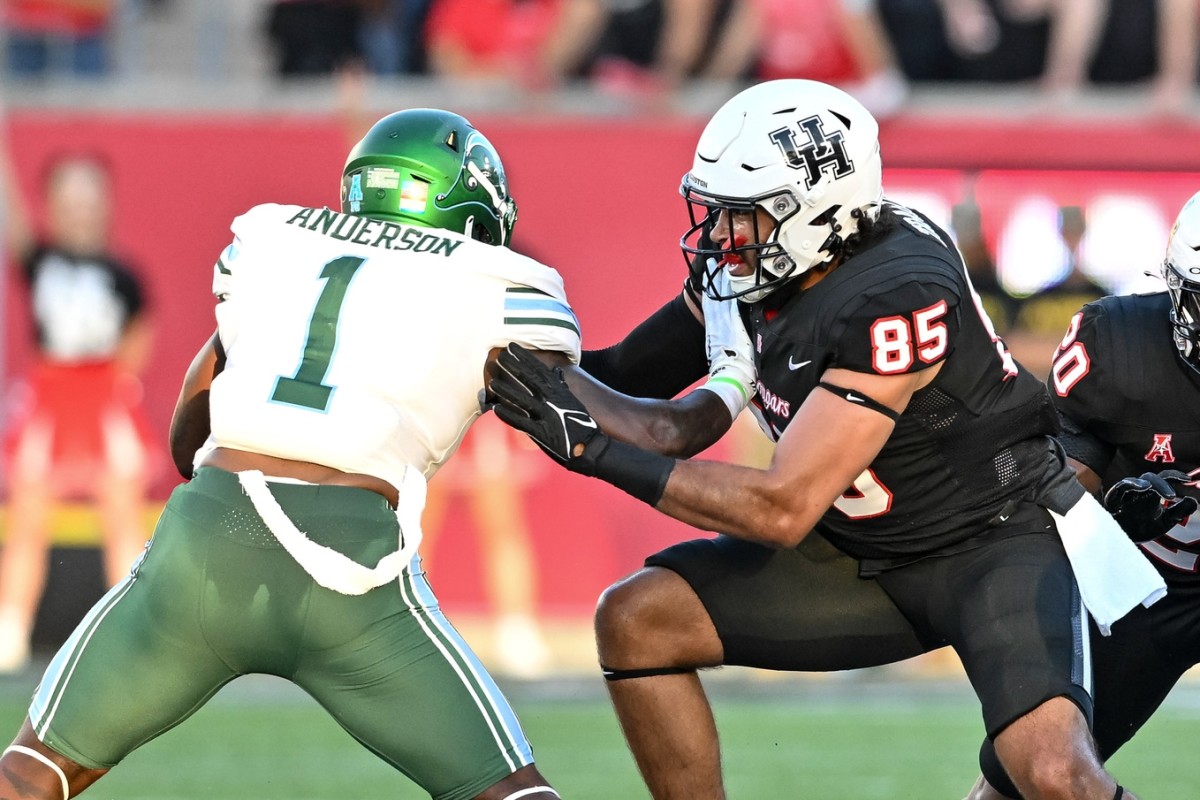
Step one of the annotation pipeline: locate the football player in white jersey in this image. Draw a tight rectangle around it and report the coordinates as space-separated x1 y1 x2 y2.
0 109 749 799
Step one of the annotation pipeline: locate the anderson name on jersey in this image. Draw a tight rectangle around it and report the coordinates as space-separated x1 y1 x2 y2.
199 203 581 493
744 202 1059 570
1050 292 1200 580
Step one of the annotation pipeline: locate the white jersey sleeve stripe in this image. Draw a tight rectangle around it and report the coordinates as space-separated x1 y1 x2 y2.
503 287 580 336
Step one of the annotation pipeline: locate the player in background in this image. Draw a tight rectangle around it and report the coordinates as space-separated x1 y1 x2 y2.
967 194 1200 796
0 108 748 799
490 79 1158 799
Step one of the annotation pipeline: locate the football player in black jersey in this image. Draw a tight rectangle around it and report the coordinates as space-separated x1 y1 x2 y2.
489 80 1152 799
969 194 1200 798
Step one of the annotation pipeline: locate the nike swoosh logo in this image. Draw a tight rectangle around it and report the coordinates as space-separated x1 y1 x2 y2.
565 412 597 429
548 401 597 430
846 393 866 404
788 357 811 371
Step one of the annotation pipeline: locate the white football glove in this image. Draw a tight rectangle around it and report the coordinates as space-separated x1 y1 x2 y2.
699 263 756 420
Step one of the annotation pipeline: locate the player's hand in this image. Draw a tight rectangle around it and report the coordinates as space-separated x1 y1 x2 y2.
1102 469 1198 542
701 269 756 419
489 343 609 473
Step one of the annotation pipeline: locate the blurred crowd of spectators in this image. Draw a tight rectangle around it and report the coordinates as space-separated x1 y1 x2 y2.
1 0 1196 117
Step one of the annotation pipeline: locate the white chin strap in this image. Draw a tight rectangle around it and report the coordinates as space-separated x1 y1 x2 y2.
728 271 773 304
727 252 801 304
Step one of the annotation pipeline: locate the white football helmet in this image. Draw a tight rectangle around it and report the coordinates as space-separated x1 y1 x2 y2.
681 80 883 302
1164 190 1200 371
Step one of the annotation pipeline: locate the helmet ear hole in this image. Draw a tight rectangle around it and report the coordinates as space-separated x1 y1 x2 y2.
472 222 495 244
810 205 841 227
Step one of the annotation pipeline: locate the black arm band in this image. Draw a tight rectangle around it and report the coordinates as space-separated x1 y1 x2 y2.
580 435 676 507
580 292 707 398
817 382 901 422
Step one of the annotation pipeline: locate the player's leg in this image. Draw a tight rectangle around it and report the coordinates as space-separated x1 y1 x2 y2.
1086 595 1198 763
969 595 1195 800
595 565 725 798
16 479 242 790
0 420 56 672
595 532 930 799
881 529 1127 800
0 719 107 798
295 542 559 800
472 765 559 800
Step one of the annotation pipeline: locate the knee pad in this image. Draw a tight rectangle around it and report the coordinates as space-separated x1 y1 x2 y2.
978 739 1020 799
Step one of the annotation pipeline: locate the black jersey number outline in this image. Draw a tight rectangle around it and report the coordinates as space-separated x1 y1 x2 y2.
272 255 366 411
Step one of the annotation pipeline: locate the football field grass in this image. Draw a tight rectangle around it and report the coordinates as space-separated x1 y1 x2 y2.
0 669 1195 799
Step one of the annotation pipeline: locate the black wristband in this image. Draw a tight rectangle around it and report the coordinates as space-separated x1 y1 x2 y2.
578 435 676 507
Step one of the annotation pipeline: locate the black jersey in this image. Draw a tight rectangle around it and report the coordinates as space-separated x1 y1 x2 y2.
743 202 1059 568
21 243 145 362
1048 292 1200 584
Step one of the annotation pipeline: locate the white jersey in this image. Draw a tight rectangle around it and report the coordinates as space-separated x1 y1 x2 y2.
199 203 581 492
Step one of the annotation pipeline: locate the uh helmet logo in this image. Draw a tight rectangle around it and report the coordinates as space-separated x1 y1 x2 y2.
768 115 855 191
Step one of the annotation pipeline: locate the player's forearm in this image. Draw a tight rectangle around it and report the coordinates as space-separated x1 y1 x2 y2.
657 460 819 547
568 367 732 458
1068 458 1103 495
584 439 820 547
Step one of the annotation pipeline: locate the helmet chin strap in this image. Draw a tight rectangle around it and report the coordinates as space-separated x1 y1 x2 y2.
727 271 771 303
727 251 799 303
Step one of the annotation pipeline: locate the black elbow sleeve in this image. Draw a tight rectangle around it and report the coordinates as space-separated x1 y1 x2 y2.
581 293 708 398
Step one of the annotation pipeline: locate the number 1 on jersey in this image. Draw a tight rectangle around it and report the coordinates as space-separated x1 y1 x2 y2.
272 256 365 411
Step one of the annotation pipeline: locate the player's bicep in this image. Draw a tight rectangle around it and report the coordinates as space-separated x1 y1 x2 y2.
169 331 225 479
766 382 900 530
819 364 936 418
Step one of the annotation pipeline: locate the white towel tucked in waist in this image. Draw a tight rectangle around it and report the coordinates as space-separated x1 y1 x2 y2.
1051 490 1166 636
237 467 425 596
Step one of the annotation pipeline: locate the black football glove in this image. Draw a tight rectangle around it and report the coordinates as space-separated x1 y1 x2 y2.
1102 469 1198 543
489 343 610 474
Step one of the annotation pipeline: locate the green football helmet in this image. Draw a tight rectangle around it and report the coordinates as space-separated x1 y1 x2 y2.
341 108 517 246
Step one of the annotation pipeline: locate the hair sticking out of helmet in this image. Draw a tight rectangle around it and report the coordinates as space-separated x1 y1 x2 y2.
1163 191 1200 373
680 80 883 302
340 108 517 246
